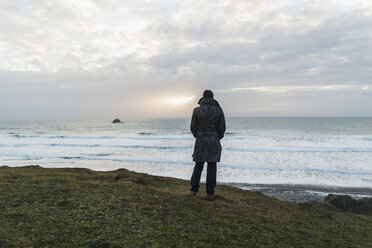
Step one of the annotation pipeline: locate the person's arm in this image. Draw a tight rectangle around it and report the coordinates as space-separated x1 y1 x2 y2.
190 109 198 138
217 108 226 140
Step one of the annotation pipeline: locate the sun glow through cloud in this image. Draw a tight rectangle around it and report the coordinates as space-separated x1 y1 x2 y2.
168 95 196 105
147 95 196 105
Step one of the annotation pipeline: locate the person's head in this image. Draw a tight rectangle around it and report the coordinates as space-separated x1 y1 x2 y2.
203 90 214 99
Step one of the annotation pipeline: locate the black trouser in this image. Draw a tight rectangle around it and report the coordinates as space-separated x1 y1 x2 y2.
190 162 217 195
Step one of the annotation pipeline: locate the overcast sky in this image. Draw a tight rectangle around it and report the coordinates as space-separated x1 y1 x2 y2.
1 0 372 120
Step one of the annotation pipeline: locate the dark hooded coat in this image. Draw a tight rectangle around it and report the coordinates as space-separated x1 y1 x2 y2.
190 98 226 162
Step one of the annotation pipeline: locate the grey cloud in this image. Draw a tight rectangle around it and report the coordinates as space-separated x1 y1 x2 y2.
1 0 372 119
147 5 372 90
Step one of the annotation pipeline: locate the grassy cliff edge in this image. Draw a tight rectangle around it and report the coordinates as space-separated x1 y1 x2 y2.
0 165 371 248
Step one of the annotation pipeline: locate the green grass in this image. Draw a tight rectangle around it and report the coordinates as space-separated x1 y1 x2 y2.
0 165 371 248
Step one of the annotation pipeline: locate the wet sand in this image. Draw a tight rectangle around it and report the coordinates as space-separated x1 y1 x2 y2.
225 183 372 202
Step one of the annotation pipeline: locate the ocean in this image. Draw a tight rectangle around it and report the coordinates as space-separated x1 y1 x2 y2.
1 117 372 201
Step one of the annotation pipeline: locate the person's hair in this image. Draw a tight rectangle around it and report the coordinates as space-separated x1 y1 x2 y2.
203 90 214 99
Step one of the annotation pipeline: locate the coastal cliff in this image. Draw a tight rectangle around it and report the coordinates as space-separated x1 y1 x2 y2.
0 166 371 247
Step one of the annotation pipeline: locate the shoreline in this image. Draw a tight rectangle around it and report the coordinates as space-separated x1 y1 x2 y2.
225 183 372 202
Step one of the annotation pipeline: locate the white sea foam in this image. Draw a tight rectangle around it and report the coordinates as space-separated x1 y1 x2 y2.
1 118 372 188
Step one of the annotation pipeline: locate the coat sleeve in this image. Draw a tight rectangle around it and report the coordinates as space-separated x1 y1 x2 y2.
190 109 198 138
217 108 226 140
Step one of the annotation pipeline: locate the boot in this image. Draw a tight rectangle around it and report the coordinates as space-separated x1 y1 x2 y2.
206 194 214 201
190 191 197 196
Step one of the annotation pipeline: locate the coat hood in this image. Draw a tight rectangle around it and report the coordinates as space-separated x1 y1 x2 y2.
197 97 220 107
